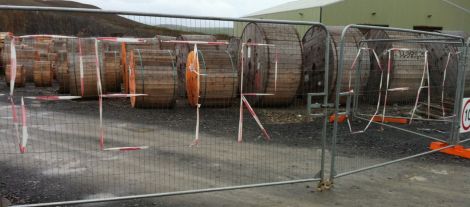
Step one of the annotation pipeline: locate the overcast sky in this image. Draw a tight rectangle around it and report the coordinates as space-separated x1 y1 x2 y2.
73 0 293 17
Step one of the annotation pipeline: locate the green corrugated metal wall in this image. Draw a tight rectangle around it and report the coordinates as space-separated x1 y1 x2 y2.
246 0 469 34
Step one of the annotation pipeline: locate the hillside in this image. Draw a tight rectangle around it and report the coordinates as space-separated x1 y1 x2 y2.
0 0 180 37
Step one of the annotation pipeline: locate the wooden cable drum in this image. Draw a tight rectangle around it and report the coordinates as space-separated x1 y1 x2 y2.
227 37 241 63
48 52 58 79
185 49 238 107
1 43 10 70
56 51 69 93
240 23 302 106
33 42 52 61
69 55 99 97
424 32 463 101
156 35 177 51
440 31 469 40
437 31 469 98
103 51 122 92
122 38 160 93
365 30 427 104
100 41 121 52
302 26 370 104
5 64 26 87
175 35 218 97
51 39 67 53
33 61 53 87
16 48 40 82
0 33 12 70
129 49 177 108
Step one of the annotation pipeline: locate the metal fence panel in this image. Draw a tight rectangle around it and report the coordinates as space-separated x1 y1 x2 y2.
0 6 330 206
329 25 468 180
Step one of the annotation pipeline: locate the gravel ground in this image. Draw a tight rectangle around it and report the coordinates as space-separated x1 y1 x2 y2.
1 82 469 207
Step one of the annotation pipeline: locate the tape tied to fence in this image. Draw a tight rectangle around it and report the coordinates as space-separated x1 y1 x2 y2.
24 96 82 101
100 94 147 98
9 98 21 153
96 37 146 43
410 50 431 123
20 97 28 154
237 43 274 143
78 38 85 97
343 48 385 134
189 44 202 147
19 34 77 39
96 40 148 151
103 146 149 151
163 40 229 46
440 51 461 117
9 37 17 96
241 96 271 141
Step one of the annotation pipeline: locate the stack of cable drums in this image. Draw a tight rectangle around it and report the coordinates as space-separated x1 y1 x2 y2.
185 49 238 107
129 49 177 108
103 51 122 92
5 64 26 87
302 26 370 104
17 48 40 82
227 37 241 64
33 61 53 87
240 23 302 106
424 31 464 101
56 51 69 93
438 31 470 97
122 38 161 93
68 38 100 97
175 35 218 97
366 30 427 104
98 40 121 93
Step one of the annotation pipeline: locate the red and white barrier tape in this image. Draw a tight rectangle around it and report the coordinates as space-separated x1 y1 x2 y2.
9 37 17 96
238 46 245 143
274 48 279 92
20 97 28 153
388 48 411 52
189 44 203 146
96 39 147 151
344 48 384 134
10 98 21 153
100 94 147 98
103 146 149 151
78 38 85 97
242 96 270 141
410 51 430 123
19 34 76 39
237 43 274 142
94 38 106 150
190 104 202 147
440 52 461 117
96 37 147 43
163 40 228 45
24 96 82 101
241 93 275 96
243 42 275 47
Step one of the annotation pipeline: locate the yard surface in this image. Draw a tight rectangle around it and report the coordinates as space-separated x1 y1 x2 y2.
1 83 469 207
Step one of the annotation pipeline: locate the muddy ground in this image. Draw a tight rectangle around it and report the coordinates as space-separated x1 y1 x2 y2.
1 83 469 207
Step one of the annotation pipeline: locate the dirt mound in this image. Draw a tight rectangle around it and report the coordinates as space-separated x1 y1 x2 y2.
0 0 178 37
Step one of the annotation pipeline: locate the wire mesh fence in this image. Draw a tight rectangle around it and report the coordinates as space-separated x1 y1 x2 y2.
0 5 469 207
329 26 468 179
0 7 330 206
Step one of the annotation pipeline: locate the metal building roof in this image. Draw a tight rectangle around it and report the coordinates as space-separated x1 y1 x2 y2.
245 0 343 17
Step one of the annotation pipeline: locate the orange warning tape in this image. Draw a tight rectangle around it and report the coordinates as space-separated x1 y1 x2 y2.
329 114 348 123
430 142 470 159
371 116 409 124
